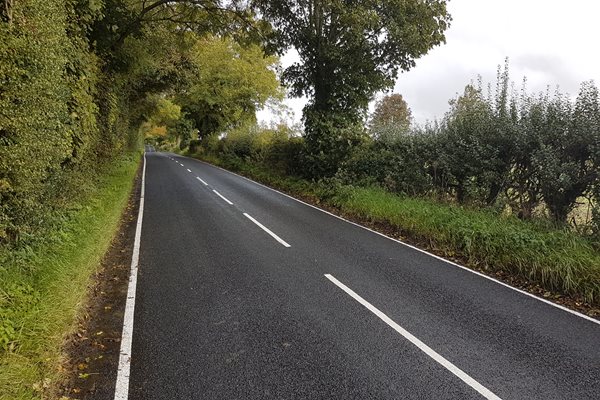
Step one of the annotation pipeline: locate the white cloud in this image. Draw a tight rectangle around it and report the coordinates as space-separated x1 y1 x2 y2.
395 0 600 122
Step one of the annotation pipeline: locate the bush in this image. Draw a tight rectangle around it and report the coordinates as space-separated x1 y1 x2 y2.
188 139 201 153
198 123 307 177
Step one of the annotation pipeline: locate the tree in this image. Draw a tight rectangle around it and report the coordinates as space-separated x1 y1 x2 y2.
140 97 185 142
371 94 412 128
150 98 182 127
440 84 493 203
507 90 544 220
90 0 265 60
439 63 518 206
175 35 281 139
253 0 451 176
370 93 412 141
535 81 600 223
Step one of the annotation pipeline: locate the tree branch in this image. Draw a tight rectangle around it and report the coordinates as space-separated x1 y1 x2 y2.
111 0 259 52
3 0 14 24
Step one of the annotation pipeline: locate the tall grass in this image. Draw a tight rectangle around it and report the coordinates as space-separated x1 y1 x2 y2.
0 154 140 399
331 186 600 302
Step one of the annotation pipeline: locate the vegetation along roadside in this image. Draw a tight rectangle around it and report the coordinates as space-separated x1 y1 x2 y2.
0 154 140 400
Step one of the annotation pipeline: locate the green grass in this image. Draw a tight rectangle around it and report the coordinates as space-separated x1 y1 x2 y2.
0 154 140 399
195 153 600 306
330 186 600 302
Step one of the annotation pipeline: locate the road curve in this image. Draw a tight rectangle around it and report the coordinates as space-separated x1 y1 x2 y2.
126 151 600 400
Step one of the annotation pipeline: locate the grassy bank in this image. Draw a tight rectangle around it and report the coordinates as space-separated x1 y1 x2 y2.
194 153 600 308
0 154 140 399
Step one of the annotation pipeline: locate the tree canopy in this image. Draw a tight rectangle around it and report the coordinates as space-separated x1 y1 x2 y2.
176 35 281 138
370 93 412 141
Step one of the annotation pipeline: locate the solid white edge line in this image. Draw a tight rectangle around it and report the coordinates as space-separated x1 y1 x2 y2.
325 274 502 400
212 189 234 205
196 177 208 186
243 212 291 247
114 153 146 400
187 156 600 326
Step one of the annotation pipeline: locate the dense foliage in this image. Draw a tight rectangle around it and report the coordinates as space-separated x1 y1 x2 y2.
1 0 102 242
342 68 600 230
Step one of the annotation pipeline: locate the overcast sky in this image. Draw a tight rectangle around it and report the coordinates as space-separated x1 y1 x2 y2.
258 0 600 125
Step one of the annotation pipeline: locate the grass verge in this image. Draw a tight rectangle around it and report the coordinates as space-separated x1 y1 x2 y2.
194 153 600 309
0 154 140 399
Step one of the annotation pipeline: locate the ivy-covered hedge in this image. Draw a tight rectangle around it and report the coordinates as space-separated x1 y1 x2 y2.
0 0 140 243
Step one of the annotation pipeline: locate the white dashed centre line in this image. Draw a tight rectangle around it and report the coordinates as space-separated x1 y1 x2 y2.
212 189 234 205
243 213 291 248
324 274 502 400
187 169 192 173
196 177 208 186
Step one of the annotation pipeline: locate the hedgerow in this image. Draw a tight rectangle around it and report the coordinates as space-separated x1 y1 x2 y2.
0 0 140 244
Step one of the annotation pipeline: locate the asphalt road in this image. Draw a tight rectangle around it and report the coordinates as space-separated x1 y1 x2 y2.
127 151 600 399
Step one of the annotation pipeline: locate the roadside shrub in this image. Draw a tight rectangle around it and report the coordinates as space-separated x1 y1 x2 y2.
201 133 222 154
188 139 201 153
265 135 306 175
201 123 307 176
221 126 254 159
338 132 436 196
0 0 73 241
303 109 369 178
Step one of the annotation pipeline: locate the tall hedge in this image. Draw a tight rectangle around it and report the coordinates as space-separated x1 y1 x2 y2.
0 0 139 243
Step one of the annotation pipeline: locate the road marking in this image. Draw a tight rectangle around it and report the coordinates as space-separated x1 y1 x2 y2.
243 213 291 247
212 189 234 205
191 159 600 327
114 153 147 400
187 168 192 173
324 274 502 400
180 164 184 167
196 177 208 186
